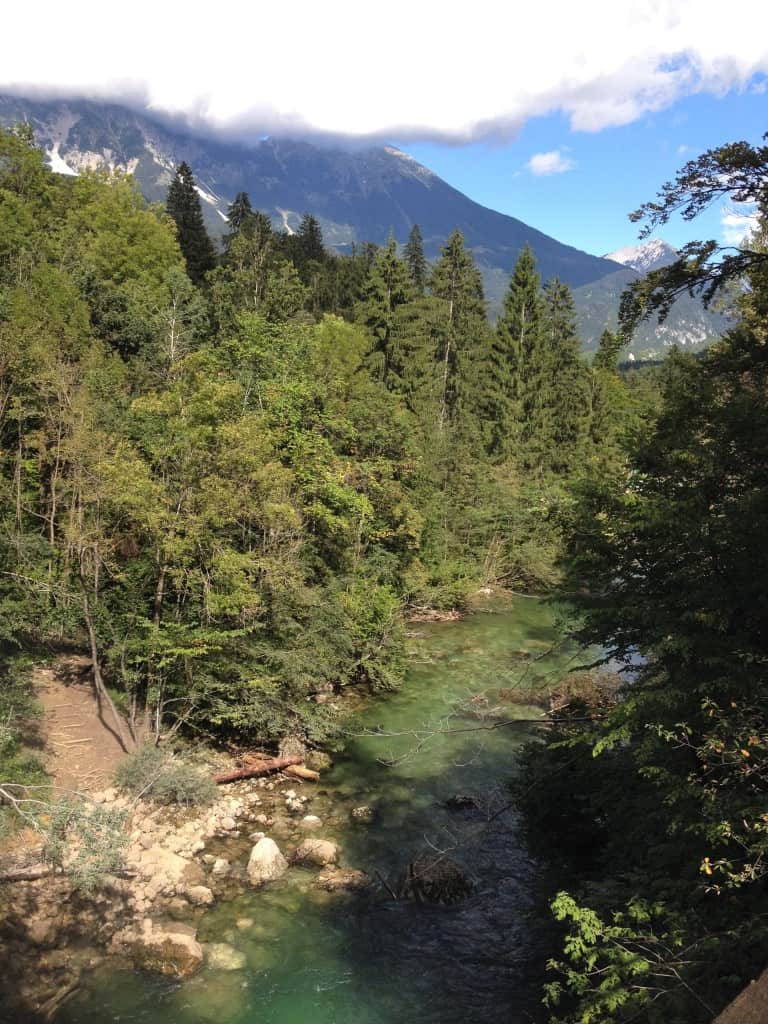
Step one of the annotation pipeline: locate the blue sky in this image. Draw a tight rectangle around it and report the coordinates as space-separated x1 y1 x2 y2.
398 86 767 258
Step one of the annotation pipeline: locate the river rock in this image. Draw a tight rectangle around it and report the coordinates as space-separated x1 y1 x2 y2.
293 838 339 867
300 815 323 829
315 868 370 892
351 805 373 822
185 885 215 906
397 855 473 904
205 942 247 971
127 920 204 978
246 837 288 883
211 857 230 876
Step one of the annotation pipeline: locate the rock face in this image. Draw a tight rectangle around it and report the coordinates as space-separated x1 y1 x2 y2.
246 837 288 884
126 920 204 977
293 838 339 867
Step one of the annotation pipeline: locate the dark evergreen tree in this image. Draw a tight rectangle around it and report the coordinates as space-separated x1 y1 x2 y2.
296 213 325 264
165 163 216 285
429 229 487 430
356 235 412 385
592 328 622 373
224 191 255 248
541 278 589 465
489 245 544 455
404 223 427 293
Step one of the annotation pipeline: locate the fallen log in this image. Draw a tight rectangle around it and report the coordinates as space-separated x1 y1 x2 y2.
284 764 320 782
214 755 303 784
0 864 55 882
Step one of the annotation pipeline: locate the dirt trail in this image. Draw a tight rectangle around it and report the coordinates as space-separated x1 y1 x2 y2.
34 656 132 794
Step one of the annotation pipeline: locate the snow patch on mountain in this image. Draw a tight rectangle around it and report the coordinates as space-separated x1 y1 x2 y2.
46 144 78 177
194 184 224 208
605 239 678 274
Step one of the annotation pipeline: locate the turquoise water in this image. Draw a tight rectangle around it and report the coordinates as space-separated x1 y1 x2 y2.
61 598 580 1024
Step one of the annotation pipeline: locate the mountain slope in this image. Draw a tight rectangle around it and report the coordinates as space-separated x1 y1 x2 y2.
0 94 729 352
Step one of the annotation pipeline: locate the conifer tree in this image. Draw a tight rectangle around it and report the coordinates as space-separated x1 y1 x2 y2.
404 223 427 293
490 245 544 454
296 213 325 264
430 229 486 430
541 278 589 464
165 163 216 285
357 235 412 385
224 191 255 248
592 328 622 373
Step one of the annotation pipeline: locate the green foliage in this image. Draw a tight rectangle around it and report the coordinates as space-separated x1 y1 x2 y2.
114 744 217 806
516 136 768 1024
45 799 129 893
165 162 216 285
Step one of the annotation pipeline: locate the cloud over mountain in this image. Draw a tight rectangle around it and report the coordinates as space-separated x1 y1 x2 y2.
4 1 768 143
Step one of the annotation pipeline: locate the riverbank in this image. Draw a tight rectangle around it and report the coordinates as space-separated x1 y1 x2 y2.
2 598 584 1024
0 757 375 1022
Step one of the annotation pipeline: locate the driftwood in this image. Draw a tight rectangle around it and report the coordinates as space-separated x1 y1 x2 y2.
214 755 303 784
0 864 54 882
284 764 320 781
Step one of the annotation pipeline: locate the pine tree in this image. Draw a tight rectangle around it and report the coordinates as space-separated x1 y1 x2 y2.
404 223 427 293
592 328 622 373
356 235 412 385
224 191 255 248
489 245 544 456
165 163 216 285
429 229 486 431
541 278 589 465
296 213 325 264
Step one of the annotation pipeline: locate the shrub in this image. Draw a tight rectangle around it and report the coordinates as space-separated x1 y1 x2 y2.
115 743 217 806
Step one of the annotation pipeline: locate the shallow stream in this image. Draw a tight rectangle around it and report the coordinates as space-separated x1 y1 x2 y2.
61 597 580 1024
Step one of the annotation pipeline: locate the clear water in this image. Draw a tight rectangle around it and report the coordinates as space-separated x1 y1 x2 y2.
61 598 580 1024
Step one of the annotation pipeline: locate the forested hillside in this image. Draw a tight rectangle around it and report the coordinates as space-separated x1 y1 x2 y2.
0 126 629 765
519 135 768 1022
2 119 765 1024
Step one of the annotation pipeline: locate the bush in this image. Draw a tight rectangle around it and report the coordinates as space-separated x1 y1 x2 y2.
115 743 217 806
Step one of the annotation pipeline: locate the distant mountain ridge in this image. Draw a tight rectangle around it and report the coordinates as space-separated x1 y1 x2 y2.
605 239 680 274
0 94 730 354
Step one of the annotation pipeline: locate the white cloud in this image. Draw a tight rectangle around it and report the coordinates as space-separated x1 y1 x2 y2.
2 1 768 142
721 203 760 246
526 150 575 175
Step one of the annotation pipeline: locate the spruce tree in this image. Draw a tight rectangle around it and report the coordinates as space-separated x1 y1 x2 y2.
224 191 255 248
490 245 544 456
166 163 216 285
542 278 589 465
404 223 427 293
296 213 325 264
430 229 486 430
592 328 622 373
357 235 412 385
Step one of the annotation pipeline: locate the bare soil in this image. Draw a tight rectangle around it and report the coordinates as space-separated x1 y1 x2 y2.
33 655 132 795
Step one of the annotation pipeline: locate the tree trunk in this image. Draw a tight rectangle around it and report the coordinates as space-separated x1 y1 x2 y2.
78 552 134 753
214 755 302 784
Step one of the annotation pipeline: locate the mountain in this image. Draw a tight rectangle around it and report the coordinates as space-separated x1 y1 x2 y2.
0 94 729 353
605 239 679 274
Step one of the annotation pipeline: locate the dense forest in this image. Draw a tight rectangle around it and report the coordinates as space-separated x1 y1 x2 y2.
1 121 766 1022
0 130 629 759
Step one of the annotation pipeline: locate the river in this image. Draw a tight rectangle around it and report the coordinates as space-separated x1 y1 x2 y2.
61 597 581 1024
